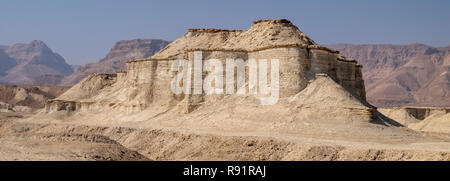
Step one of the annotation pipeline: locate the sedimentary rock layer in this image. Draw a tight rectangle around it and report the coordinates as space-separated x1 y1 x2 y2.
46 19 367 115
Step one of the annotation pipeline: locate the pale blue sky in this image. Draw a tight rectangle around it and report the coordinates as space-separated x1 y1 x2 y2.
1 0 449 65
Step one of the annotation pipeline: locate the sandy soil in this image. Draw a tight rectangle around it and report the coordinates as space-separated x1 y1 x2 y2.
1 111 450 161
0 113 148 161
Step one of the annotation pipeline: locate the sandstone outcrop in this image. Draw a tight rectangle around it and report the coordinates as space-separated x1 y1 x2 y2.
40 19 412 144
48 19 367 116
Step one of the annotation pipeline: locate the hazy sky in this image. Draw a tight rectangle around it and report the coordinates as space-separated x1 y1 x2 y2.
1 0 449 65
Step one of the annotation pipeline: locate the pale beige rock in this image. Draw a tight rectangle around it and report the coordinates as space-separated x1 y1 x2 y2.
380 107 450 133
48 19 366 115
409 113 450 133
0 102 32 113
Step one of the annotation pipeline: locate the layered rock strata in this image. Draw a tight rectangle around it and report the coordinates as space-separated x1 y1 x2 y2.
47 19 366 115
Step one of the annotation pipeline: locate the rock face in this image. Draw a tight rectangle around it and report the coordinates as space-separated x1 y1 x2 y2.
326 44 450 107
0 40 73 85
48 19 367 115
128 20 366 111
44 19 385 136
60 39 170 86
42 19 427 143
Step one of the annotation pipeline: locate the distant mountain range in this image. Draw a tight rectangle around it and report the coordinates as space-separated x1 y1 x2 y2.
60 39 170 86
326 44 450 107
0 39 169 86
0 40 73 85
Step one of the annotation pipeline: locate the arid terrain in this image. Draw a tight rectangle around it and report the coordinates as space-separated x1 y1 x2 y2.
0 19 449 161
0 84 69 110
1 98 450 161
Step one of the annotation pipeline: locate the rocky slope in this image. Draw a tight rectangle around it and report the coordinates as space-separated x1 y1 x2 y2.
0 49 16 77
326 44 450 107
0 40 73 85
60 39 169 86
0 84 69 110
379 107 450 134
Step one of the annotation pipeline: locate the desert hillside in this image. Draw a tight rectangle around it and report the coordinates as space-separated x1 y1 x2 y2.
0 84 69 110
326 44 450 107
0 40 73 85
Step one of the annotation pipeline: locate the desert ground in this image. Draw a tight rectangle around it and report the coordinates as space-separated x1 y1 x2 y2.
1 107 450 161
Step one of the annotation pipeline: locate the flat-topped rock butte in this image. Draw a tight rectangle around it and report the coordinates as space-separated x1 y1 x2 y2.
47 19 366 113
2 19 450 161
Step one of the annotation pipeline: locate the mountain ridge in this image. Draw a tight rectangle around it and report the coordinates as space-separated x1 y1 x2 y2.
0 40 73 85
325 43 450 107
60 38 170 86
